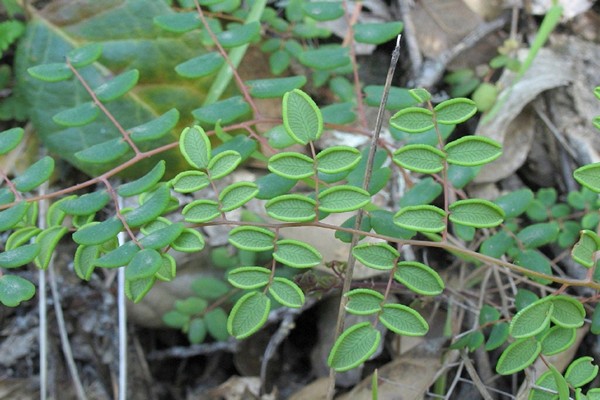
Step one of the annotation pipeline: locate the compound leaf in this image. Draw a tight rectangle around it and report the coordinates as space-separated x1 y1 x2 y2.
565 357 598 388
207 150 241 180
35 226 68 270
67 43 102 68
449 199 505 228
219 182 258 212
175 52 224 78
171 170 210 193
94 69 139 102
74 244 100 281
13 156 54 192
328 322 381 372
393 144 445 174
246 76 307 98
551 296 585 329
125 248 162 280
390 107 433 133
316 146 361 174
53 102 99 127
125 184 170 227
445 136 502 166
228 226 274 251
510 297 553 338
268 152 314 179
0 243 41 269
379 304 429 336
75 138 130 164
434 98 477 125
496 337 541 375
282 89 323 145
273 239 321 268
574 162 600 192
227 291 271 339
27 63 72 82
0 127 24 155
180 125 211 169
183 200 221 223
540 326 576 356
228 266 271 289
59 190 110 216
265 194 316 222
572 230 599 268
345 289 384 315
352 242 399 270
354 22 403 45
269 277 305 308
0 275 36 307
395 261 444 296
393 205 445 233
117 160 165 197
171 228 204 252
318 185 370 213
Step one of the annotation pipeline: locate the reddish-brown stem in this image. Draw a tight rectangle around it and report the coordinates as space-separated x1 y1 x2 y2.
1 171 23 201
101 177 141 247
429 100 449 241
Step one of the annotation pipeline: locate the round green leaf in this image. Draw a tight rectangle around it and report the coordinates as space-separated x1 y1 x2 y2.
265 194 316 222
514 249 553 285
344 289 384 315
394 261 444 296
318 185 370 213
496 337 541 375
219 182 258 212
125 276 156 303
354 22 403 45
171 170 210 193
485 322 509 351
192 96 251 125
550 295 585 329
227 291 271 339
205 307 229 341
540 326 576 356
434 98 477 125
207 150 241 180
328 322 381 372
379 304 429 336
493 188 534 218
139 222 184 250
228 226 275 251
175 52 224 78
316 146 361 174
67 43 103 68
125 184 170 227
529 370 559 400
246 76 307 99
269 277 305 308
228 266 271 289
352 242 399 271
273 239 322 268
180 125 211 170
572 230 599 268
95 241 139 268
6 227 42 251
0 127 24 155
479 304 501 325
574 162 600 193
516 222 560 249
94 69 139 102
12 156 54 193
155 253 176 282
0 243 41 269
34 226 68 270
215 22 260 48
59 190 110 216
268 152 314 179
302 2 344 21
187 318 207 344
444 136 502 166
393 144 445 174
449 199 505 228
565 357 599 388
171 228 205 252
125 248 162 280
153 12 201 33
282 89 323 145
393 205 445 233
390 107 434 133
73 218 123 246
298 46 350 71
74 138 130 164
409 88 432 103
27 63 73 82
510 297 554 338
129 109 180 143
183 200 221 223
0 275 36 307
117 160 166 197
592 303 600 335
52 102 99 127
73 245 100 281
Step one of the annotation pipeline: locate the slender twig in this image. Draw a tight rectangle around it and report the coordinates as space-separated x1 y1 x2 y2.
117 196 128 400
326 34 403 400
397 0 422 78
460 351 494 400
38 183 48 400
101 178 141 247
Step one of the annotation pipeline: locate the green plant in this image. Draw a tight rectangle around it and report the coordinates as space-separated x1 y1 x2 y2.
1 0 600 398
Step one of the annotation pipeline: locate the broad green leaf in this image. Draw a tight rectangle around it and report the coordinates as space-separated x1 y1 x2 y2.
228 266 271 289
75 138 130 164
188 318 207 344
180 125 211 169
393 205 445 233
494 188 534 218
94 69 139 102
73 218 123 246
573 163 600 193
6 227 42 250
125 276 155 303
273 239 322 268
479 304 501 325
282 89 323 145
46 197 70 227
572 230 599 268
393 144 445 174
52 102 99 127
268 152 314 179
0 127 24 155
129 109 180 143
74 244 100 281
214 22 260 48
125 248 162 280
139 222 184 249
390 107 434 133
548 364 570 400
335 214 372 243
153 12 201 33
516 222 560 249
551 296 585 328
352 242 399 271
298 46 350 71
171 228 204 252
496 337 541 375
171 170 210 193
0 275 36 307
592 303 600 335
541 326 576 356
434 98 477 124
125 184 170 227
453 222 475 241
175 52 224 78
269 50 290 75
228 226 274 251
67 43 102 68
265 194 316 222
155 253 176 282
269 277 304 308
266 125 296 149
302 1 344 21
318 186 370 213
59 190 110 216
529 371 559 400
321 102 356 125
12 156 54 192
516 289 540 312
227 291 271 339
364 85 417 111
398 177 442 207
219 182 258 212
34 226 68 270
444 136 502 166
183 200 221 223
192 96 251 125
175 296 208 315
117 160 165 197
515 249 552 285
409 88 431 103
246 76 307 98
480 231 514 258
449 199 505 228
354 22 403 45
565 357 598 388
27 63 72 82
207 150 241 180
344 289 384 315
0 243 41 268
449 331 485 352
379 304 429 336
95 241 139 268
328 322 381 372
537 187 558 207
205 307 229 341
448 164 480 189
485 322 509 351
510 297 553 338
394 261 444 296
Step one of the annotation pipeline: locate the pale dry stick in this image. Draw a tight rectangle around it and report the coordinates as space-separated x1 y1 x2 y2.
38 183 48 400
397 0 423 78
117 197 128 400
533 102 579 161
443 359 466 400
460 350 494 400
326 34 403 400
